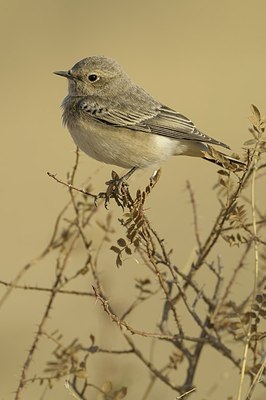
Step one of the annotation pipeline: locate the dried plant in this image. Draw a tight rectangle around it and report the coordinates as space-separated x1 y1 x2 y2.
1 105 265 400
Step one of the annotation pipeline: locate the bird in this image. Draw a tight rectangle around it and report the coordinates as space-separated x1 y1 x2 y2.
54 56 244 181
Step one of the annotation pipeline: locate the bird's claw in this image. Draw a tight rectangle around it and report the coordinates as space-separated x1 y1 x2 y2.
101 171 128 208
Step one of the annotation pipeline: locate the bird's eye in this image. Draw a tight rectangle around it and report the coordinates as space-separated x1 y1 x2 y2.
88 74 99 82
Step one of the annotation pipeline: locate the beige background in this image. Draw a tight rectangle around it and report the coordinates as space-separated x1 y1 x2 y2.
0 1 265 399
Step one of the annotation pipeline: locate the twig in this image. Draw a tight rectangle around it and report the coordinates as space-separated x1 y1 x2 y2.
0 280 94 296
186 180 202 250
176 387 196 399
245 359 266 400
236 106 263 400
47 172 98 202
124 334 182 393
92 285 204 344
65 379 83 400
14 234 79 399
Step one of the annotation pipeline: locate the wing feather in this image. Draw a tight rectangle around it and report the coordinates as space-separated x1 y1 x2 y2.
79 100 229 149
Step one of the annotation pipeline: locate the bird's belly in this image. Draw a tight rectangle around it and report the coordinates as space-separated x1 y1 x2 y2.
68 119 176 169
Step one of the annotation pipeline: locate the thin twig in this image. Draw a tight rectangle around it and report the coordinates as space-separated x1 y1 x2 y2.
47 172 98 201
0 280 94 296
186 180 202 250
14 234 79 399
236 107 263 400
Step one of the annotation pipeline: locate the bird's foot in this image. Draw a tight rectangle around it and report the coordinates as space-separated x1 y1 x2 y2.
95 171 130 209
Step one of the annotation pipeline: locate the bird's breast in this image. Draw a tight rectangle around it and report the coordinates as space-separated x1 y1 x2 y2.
65 114 176 169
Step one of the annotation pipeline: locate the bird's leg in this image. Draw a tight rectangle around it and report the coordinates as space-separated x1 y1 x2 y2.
120 166 138 181
105 167 137 189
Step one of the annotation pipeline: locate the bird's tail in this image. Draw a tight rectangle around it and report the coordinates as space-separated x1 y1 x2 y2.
203 145 246 171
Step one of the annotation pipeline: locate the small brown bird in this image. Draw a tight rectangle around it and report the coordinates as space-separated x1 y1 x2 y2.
55 56 244 178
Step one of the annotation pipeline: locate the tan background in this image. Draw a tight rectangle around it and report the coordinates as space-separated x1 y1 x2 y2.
0 1 265 399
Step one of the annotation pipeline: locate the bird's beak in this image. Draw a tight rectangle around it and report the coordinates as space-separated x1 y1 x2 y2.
54 70 74 80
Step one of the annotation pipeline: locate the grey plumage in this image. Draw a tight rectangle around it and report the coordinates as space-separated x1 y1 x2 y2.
79 101 229 148
55 56 244 171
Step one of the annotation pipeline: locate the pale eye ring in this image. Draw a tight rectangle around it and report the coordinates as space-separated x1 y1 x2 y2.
88 74 99 82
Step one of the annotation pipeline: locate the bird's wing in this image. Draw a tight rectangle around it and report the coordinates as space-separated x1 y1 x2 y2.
79 101 229 149
146 106 229 148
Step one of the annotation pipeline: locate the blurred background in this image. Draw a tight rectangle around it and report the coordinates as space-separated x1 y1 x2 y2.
0 1 265 399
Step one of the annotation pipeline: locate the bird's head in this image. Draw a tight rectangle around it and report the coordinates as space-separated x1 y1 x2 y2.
54 56 129 97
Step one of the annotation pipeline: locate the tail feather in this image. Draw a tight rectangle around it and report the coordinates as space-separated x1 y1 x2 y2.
203 146 246 171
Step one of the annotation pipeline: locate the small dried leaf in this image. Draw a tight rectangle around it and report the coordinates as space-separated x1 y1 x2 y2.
236 233 242 241
114 387 127 400
80 266 89 275
219 178 227 187
117 238 127 247
243 139 257 146
241 313 251 324
258 309 266 318
124 217 133 225
136 189 141 198
132 209 139 219
102 380 113 394
217 169 230 176
133 213 142 224
251 104 261 121
246 311 257 319
133 239 140 247
111 170 119 180
124 246 132 255
137 219 145 229
110 246 121 254
137 278 151 286
145 186 151 194
251 303 260 312
128 229 138 242
123 213 131 218
116 254 123 268
127 224 136 235
229 321 242 330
